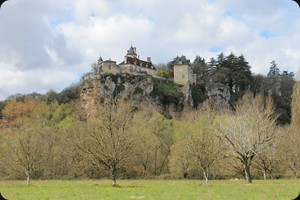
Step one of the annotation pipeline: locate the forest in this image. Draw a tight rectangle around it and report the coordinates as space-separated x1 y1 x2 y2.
0 52 298 186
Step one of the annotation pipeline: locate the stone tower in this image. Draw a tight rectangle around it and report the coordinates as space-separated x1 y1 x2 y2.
173 56 196 85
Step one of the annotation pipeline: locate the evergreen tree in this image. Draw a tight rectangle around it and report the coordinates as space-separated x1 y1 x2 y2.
211 52 252 103
267 61 281 96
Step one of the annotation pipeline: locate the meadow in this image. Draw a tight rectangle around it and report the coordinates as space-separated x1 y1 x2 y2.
0 179 300 200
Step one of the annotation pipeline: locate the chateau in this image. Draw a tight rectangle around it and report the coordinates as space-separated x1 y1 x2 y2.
80 46 230 119
96 46 156 76
95 46 196 85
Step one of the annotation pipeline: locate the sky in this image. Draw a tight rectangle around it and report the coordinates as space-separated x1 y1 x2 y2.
0 0 300 100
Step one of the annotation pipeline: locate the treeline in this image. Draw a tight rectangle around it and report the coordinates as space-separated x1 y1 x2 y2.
160 53 295 124
0 84 80 118
1 83 300 186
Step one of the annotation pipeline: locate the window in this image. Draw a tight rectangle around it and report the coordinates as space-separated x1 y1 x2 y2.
108 65 111 70
181 74 185 79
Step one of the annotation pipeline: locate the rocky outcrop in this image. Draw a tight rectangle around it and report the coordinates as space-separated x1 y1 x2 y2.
206 82 230 109
80 73 230 119
80 73 193 119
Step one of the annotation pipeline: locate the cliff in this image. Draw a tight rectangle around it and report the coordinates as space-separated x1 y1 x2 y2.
80 73 194 119
80 72 231 119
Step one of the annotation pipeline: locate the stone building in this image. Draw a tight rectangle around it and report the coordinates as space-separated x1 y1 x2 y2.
173 56 196 85
97 56 120 75
96 46 156 76
119 46 156 75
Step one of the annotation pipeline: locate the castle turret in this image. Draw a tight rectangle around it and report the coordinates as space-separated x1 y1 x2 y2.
126 46 138 58
98 55 103 64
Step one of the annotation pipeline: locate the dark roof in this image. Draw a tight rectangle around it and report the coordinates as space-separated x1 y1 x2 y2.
120 56 156 70
98 56 103 62
127 46 137 56
174 56 191 65
103 59 117 63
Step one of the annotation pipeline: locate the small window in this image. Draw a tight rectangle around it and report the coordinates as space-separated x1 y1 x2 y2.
182 74 185 79
108 65 111 70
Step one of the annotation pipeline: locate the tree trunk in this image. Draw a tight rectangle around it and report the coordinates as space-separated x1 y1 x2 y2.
159 154 169 175
263 169 267 180
290 166 299 179
183 172 188 179
25 169 30 187
111 165 117 187
203 171 209 184
154 148 158 176
244 164 252 183
142 163 147 177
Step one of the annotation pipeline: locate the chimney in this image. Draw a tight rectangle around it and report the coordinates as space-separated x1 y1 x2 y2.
147 57 151 63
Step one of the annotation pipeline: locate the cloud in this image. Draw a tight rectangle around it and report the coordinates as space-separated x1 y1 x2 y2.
0 0 300 100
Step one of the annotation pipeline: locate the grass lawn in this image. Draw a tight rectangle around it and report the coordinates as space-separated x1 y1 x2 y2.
0 179 299 199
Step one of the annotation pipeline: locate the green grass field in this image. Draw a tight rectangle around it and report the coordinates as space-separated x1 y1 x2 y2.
0 179 299 199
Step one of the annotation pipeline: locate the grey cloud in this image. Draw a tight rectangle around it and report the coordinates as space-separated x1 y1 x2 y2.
1 0 300 100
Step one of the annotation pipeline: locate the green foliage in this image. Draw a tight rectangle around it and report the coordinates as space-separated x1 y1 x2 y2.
113 84 125 97
151 82 184 117
45 90 59 104
249 70 295 124
152 82 184 99
191 84 208 108
155 69 170 78
111 74 122 84
192 55 210 83
273 95 292 124
210 52 252 102
43 84 80 105
0 101 6 117
50 103 74 123
57 84 80 104
134 86 144 95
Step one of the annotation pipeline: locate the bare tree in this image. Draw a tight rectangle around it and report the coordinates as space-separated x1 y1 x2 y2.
252 146 278 180
216 93 277 183
282 82 300 178
169 139 192 179
70 98 137 186
149 113 174 176
291 82 300 125
186 106 223 184
90 62 99 74
132 112 158 177
10 120 54 186
2 100 54 186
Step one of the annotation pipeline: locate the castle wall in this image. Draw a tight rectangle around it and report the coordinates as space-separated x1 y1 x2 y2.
140 66 155 75
120 64 135 73
120 63 155 75
100 61 119 74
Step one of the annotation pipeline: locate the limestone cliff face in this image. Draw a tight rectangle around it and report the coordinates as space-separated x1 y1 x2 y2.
80 73 231 119
80 73 194 119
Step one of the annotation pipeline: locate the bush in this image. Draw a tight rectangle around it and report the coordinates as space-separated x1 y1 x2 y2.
155 70 170 78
